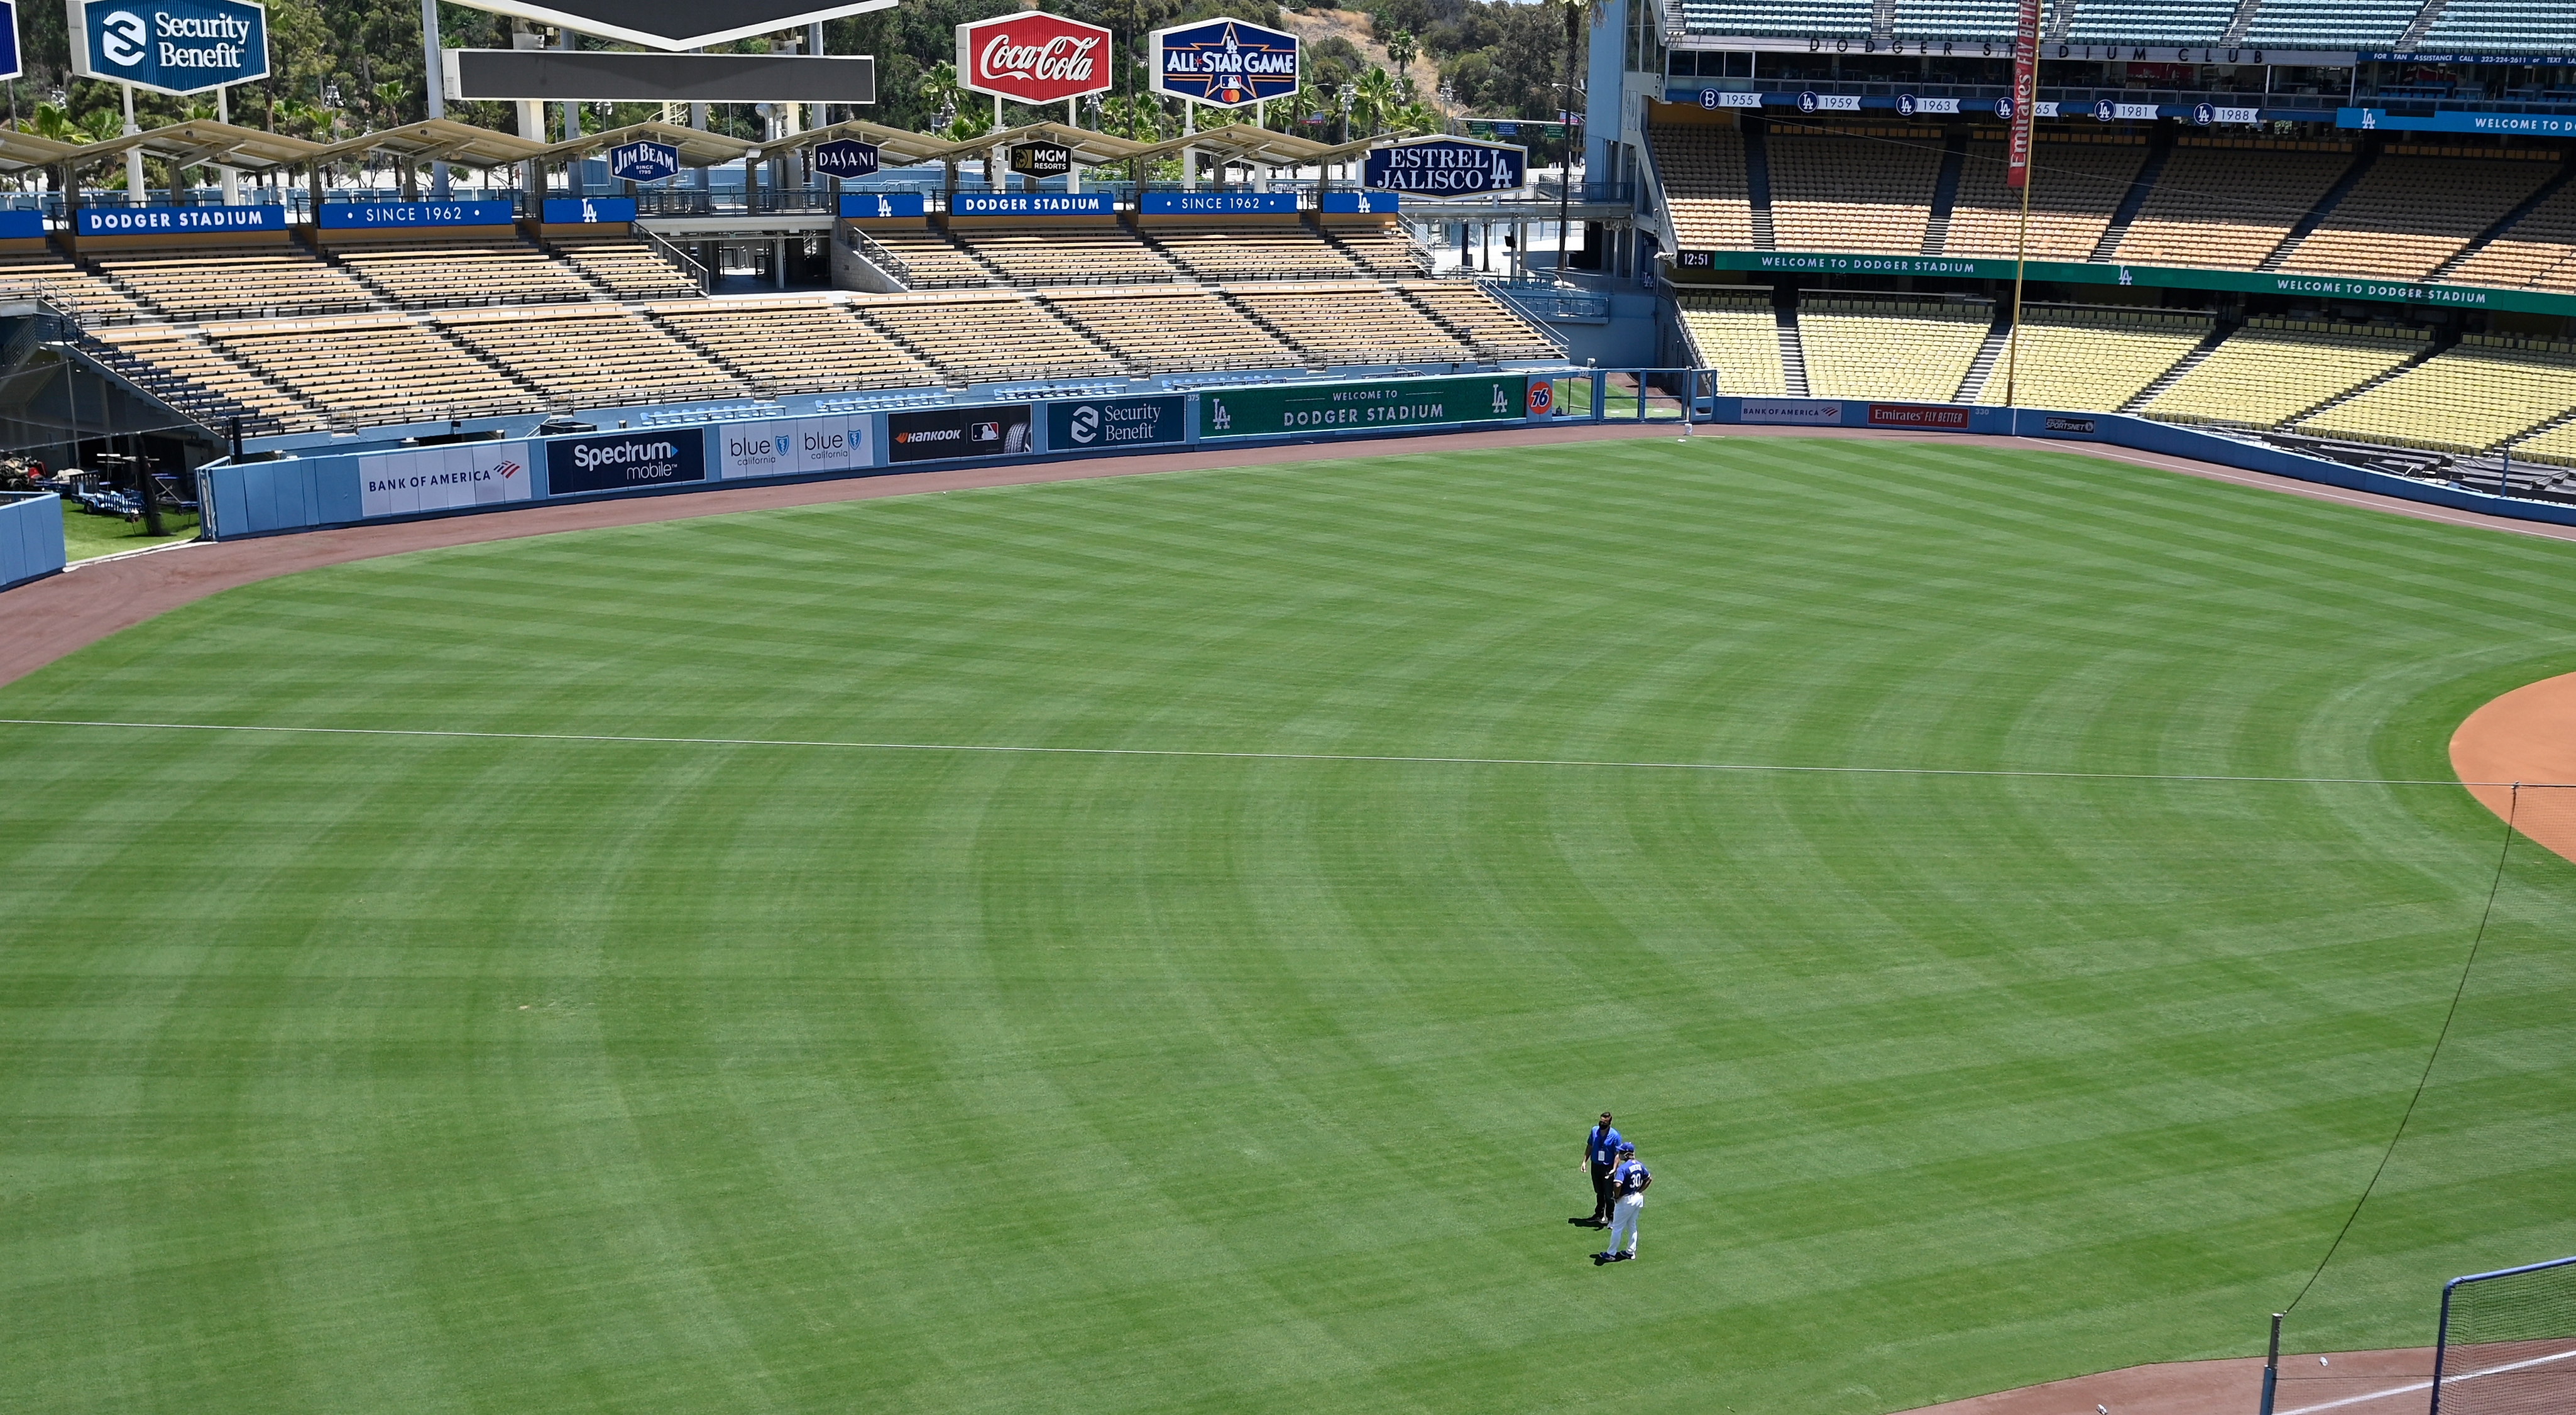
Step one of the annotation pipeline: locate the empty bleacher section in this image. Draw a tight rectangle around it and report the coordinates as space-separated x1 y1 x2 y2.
2112 143 2355 270
2242 0 2421 48
1892 0 2019 40
434 305 748 409
1675 292 1788 396
1945 138 2147 260
2516 416 2576 468
1651 126 1755 251
1766 130 1941 254
1041 287 1300 373
91 244 378 320
2141 319 2429 429
649 300 934 395
2446 183 2576 291
2066 0 2233 43
2300 334 2576 452
855 227 999 288
1319 222 1427 278
205 315 539 429
1141 223 1362 281
1400 283 1565 360
950 223 1183 285
1972 306 2212 409
2420 0 2576 53
2280 153 2558 280
1672 0 1872 38
89 324 314 432
1225 283 1471 366
1798 297 1992 402
331 238 595 308
550 237 701 300
853 293 1123 382
0 250 152 322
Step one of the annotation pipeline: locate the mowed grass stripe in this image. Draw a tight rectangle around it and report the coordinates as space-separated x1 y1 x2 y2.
4 438 2575 1414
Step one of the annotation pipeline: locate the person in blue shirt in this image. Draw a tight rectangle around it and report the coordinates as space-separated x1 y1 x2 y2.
1594 1142 1650 1264
1572 1112 1623 1228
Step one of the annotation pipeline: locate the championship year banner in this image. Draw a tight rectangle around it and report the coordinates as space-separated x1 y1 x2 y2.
69 0 266 96
317 200 515 231
1046 395 1183 451
716 414 874 479
545 427 706 496
358 440 532 518
887 404 1032 463
1200 375 1532 439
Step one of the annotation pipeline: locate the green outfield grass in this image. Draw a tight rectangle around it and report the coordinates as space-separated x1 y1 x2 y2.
57 501 198 560
4 435 2575 1414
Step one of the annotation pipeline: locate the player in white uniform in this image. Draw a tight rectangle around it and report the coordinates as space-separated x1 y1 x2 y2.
1594 1142 1650 1264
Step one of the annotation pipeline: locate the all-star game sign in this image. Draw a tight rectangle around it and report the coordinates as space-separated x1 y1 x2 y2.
69 0 267 95
1151 16 1298 108
0 6 21 81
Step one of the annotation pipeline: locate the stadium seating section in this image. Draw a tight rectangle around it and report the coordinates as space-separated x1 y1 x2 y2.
552 238 704 301
1675 0 2576 48
2140 320 2429 429
92 244 377 320
1143 222 1369 281
1652 127 1757 251
2515 415 2576 468
209 315 536 430
0 249 152 321
2300 334 2576 453
1676 292 1788 396
1227 283 1471 366
851 293 1122 383
2447 183 2576 292
853 227 1001 288
435 305 748 408
953 224 1186 285
1400 282 1564 361
331 238 595 308
650 300 934 396
1319 222 1427 279
2279 153 2557 281
1040 286 1301 373
1973 306 2212 410
2113 145 2356 270
1946 139 2145 261
1799 297 1993 402
1767 131 1940 254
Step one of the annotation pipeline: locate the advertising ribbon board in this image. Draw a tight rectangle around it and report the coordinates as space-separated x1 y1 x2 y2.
1738 398 1843 425
1362 138 1526 195
950 192 1111 216
1151 16 1298 107
70 0 267 96
317 200 515 230
956 10 1110 104
607 140 680 183
1046 395 1185 451
2005 0 2039 186
545 428 707 496
75 204 282 236
716 415 874 479
811 138 880 178
358 440 532 519
887 405 1033 463
1200 376 1532 439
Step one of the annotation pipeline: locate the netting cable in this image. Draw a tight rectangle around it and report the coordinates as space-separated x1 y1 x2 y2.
2284 784 2525 1316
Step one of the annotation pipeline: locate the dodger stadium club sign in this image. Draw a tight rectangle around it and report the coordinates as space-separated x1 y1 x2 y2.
1151 17 1297 107
1363 136 1526 194
956 10 1109 104
70 0 268 96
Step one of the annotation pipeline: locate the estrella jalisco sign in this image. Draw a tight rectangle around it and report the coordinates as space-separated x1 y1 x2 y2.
1151 16 1296 107
69 0 267 96
1362 136 1526 195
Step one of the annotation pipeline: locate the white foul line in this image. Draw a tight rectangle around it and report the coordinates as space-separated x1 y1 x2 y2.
0 716 2565 789
2278 1344 2576 1415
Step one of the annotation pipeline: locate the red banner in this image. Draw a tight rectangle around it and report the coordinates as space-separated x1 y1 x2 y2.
1866 403 1972 430
955 11 1112 105
2005 0 2041 188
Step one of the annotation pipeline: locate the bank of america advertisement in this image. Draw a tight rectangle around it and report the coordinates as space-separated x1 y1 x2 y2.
358 440 532 518
717 415 874 479
1200 376 1532 439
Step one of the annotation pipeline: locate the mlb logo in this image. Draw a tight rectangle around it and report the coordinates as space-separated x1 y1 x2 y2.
971 421 1001 444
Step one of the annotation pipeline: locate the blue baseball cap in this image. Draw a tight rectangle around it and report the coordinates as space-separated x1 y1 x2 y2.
1616 1142 1635 1154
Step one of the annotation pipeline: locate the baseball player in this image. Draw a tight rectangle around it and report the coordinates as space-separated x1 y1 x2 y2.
1572 1112 1623 1227
1594 1142 1650 1264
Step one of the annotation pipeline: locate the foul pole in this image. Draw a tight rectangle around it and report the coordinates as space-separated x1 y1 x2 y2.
2000 0 2041 412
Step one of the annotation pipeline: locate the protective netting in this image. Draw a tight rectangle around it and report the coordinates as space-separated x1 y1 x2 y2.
2433 1255 2576 1415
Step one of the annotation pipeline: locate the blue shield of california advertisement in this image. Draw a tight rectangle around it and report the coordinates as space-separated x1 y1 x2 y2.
1150 17 1298 108
70 0 268 96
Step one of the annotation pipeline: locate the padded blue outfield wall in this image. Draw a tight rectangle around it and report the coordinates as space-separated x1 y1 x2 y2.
0 493 69 589
182 379 2576 544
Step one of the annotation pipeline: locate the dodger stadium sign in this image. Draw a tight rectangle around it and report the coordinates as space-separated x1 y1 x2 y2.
1362 137 1526 194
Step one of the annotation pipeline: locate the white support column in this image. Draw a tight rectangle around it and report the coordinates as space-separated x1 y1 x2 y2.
420 0 448 195
216 87 241 204
1181 100 1197 192
122 84 145 202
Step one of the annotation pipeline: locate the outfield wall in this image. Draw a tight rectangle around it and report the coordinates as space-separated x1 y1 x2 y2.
176 377 2576 545
0 492 67 589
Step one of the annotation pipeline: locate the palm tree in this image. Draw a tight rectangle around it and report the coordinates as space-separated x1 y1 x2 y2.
28 101 80 142
916 61 968 136
1385 30 1417 82
372 80 408 129
1352 66 1399 139
1384 100 1442 138
77 107 120 144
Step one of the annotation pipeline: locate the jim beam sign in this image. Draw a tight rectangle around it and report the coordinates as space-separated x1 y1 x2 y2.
956 9 1110 105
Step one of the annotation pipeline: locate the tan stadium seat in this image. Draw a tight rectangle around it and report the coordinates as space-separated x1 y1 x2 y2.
850 292 1124 382
1766 131 1941 254
2446 183 2576 291
1975 306 2212 410
2112 145 2354 270
649 298 936 395
92 244 380 320
1222 282 1472 367
858 227 1001 288
203 314 540 428
1946 139 2147 260
949 224 1183 285
550 236 702 300
332 238 594 307
1675 293 1786 395
1650 126 1755 250
1141 222 1364 281
1039 287 1298 373
2142 318 2428 428
2281 153 2556 281
0 250 152 321
434 303 749 408
1398 281 1561 361
1319 221 1427 278
2301 334 2576 452
89 323 320 430
1797 296 1992 401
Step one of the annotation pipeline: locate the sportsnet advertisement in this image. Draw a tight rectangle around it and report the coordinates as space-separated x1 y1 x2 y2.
358 440 532 519
545 427 707 496
956 11 1109 104
70 0 266 96
1151 17 1298 107
1200 376 1532 439
1047 395 1183 451
887 404 1033 463
717 415 873 479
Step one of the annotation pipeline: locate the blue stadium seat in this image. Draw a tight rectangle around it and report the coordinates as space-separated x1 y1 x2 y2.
1894 1 2020 41
1676 0 1875 38
2242 0 2420 50
2066 0 2236 45
2420 0 2576 53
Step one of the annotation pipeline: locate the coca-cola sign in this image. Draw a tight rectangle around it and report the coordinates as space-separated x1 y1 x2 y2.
955 11 1110 104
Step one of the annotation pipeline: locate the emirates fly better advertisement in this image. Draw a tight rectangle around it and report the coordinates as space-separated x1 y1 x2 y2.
955 10 1110 104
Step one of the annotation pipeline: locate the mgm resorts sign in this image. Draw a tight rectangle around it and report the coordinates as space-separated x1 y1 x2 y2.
1362 136 1527 195
69 0 268 96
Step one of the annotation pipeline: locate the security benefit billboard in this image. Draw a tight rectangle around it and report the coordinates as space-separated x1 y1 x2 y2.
545 427 707 496
70 0 268 96
1200 375 1532 439
1363 138 1526 194
358 440 533 519
887 404 1032 464
1046 395 1183 451
1151 17 1298 107
716 414 874 479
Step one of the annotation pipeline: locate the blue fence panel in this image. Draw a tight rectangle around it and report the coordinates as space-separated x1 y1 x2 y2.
0 493 68 590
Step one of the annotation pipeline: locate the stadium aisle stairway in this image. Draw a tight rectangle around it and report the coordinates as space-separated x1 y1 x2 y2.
1765 129 1942 253
434 304 749 408
206 315 540 429
1038 287 1300 373
1676 292 1789 395
2280 152 2558 280
1971 305 2212 408
1651 126 1757 251
1223 283 1471 367
1139 223 1366 281
1319 222 1430 278
1797 297 1992 401
549 236 701 300
2111 143 2355 269
1944 139 2147 260
1399 283 1565 361
857 228 1002 288
2141 319 2429 428
2446 182 2576 291
648 299 934 395
852 292 1126 382
2301 334 2576 452
91 244 379 321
